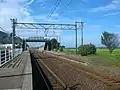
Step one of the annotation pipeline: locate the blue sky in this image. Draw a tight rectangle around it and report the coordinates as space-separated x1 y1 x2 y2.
0 0 120 47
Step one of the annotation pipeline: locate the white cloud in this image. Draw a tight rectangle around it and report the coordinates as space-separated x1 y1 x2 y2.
103 11 120 16
33 14 83 24
36 0 46 3
0 0 34 33
91 0 120 12
36 0 47 8
0 0 54 38
0 0 83 42
51 13 59 17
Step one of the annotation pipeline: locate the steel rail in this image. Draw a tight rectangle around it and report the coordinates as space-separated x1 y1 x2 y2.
30 50 71 90
32 53 51 90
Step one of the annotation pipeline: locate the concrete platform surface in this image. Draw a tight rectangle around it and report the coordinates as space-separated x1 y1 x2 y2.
22 52 32 90
0 51 32 90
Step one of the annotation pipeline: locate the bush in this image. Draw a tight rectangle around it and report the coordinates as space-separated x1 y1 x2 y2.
89 43 96 54
59 46 63 52
78 43 96 56
54 49 58 52
115 54 120 60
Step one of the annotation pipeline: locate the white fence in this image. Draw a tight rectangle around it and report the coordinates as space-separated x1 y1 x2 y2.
0 48 22 67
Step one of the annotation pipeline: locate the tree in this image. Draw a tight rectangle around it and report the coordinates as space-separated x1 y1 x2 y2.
59 46 64 52
50 38 58 50
101 31 120 54
48 41 52 51
61 45 65 49
44 42 48 50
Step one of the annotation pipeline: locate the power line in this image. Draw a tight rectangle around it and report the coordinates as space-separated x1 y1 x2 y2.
0 26 7 32
45 0 62 36
46 0 59 19
45 0 72 36
0 26 11 35
47 0 84 20
57 0 84 18
47 0 62 20
46 0 72 36
49 0 73 21
58 0 72 16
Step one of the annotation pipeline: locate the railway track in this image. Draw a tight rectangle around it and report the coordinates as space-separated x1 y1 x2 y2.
31 49 120 90
30 50 74 90
44 52 120 82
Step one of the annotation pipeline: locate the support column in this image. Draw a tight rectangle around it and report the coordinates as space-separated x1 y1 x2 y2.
81 22 84 46
9 50 11 61
0 50 1 66
22 39 27 51
75 22 78 54
24 39 26 50
5 49 6 63
11 19 17 58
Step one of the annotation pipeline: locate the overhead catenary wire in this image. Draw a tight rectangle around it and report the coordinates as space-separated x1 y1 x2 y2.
0 26 7 32
58 0 73 16
44 0 62 36
0 26 9 35
57 0 85 18
48 0 72 39
47 0 60 18
47 0 62 20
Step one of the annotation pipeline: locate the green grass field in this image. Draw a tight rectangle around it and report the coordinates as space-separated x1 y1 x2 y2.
64 48 120 67
64 48 120 57
96 48 120 60
63 48 77 54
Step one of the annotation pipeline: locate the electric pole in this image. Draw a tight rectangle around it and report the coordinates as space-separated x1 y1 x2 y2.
75 22 77 54
80 22 84 46
11 19 17 59
75 21 84 53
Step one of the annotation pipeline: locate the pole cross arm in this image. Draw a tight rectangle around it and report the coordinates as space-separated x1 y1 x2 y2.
16 23 77 30
11 18 84 55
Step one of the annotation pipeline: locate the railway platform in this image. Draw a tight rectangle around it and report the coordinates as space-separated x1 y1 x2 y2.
0 51 32 90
